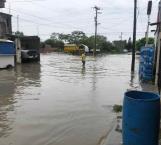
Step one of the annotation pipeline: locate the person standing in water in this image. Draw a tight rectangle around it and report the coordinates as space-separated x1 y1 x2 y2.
81 52 86 67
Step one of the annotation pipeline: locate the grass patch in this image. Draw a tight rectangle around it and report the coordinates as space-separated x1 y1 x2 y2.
113 105 122 113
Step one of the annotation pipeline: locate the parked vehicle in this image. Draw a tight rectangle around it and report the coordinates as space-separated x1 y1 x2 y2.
64 44 89 55
21 49 39 62
64 44 79 54
20 36 40 62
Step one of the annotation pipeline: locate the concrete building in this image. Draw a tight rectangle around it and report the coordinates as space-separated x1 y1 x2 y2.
113 40 127 52
0 12 12 38
0 0 6 8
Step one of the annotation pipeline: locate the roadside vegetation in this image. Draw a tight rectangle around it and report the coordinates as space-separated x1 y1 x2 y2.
113 104 122 113
136 37 154 51
40 31 154 53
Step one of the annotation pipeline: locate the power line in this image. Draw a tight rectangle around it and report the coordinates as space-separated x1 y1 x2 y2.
11 14 83 30
9 0 46 2
7 0 153 41
8 1 146 30
4 7 86 30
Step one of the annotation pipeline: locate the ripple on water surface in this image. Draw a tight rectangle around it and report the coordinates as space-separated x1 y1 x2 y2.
0 53 151 145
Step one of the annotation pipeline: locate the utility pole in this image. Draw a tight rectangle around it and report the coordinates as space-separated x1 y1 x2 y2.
120 32 123 41
120 32 123 50
37 25 39 36
155 0 161 91
131 0 137 72
16 15 21 63
145 0 152 45
17 15 19 32
93 6 101 56
9 2 11 14
145 15 150 45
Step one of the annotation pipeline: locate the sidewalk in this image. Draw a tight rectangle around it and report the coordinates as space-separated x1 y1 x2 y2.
103 116 161 145
103 116 122 145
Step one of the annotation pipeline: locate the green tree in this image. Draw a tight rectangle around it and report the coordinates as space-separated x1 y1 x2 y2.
71 31 86 44
101 41 115 52
58 33 71 42
57 31 87 44
44 31 127 53
80 35 94 50
44 39 64 49
136 37 154 51
50 32 59 40
80 35 115 53
14 31 24 36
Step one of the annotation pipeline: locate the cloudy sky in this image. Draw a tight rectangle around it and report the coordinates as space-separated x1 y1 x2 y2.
1 0 160 41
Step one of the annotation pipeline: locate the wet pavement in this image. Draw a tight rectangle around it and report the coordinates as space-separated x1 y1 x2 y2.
0 53 157 145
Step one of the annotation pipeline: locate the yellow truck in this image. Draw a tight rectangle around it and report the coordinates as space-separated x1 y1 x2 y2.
64 44 79 53
64 44 89 54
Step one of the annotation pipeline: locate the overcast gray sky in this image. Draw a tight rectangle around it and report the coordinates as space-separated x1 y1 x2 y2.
1 0 160 41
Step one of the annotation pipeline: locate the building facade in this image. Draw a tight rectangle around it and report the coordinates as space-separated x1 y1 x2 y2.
0 12 12 38
113 40 127 52
0 0 6 8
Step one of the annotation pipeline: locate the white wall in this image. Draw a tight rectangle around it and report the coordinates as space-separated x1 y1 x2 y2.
0 55 15 68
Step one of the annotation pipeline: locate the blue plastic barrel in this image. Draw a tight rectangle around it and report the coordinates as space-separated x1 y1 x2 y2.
123 91 160 145
0 41 15 55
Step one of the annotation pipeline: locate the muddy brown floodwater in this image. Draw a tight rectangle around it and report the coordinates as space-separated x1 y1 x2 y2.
0 53 157 145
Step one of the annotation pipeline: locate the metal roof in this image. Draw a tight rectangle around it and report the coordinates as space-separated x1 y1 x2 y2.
64 44 77 47
0 12 12 17
0 39 13 43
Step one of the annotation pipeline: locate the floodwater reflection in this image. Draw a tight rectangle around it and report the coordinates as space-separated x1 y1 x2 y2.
15 63 41 88
0 53 156 145
81 66 86 77
0 63 41 140
0 69 16 138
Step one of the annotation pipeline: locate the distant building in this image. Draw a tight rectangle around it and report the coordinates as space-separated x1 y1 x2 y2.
0 12 12 38
113 40 127 51
90 49 101 53
0 0 6 8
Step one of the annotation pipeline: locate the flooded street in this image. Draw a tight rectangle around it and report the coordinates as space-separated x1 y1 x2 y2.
0 53 156 145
